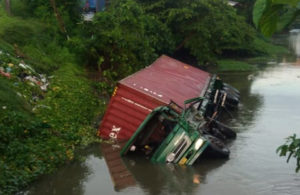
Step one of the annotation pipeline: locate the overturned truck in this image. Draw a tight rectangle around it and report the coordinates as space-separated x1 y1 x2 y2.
98 55 240 164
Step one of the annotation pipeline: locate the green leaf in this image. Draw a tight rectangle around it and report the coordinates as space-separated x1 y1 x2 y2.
259 5 283 36
253 0 269 28
287 151 295 162
276 8 299 31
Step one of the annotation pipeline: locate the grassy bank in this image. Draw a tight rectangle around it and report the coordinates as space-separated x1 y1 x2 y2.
217 59 257 72
216 37 290 72
0 11 104 194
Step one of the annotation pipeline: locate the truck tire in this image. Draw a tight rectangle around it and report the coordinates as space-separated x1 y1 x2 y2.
222 91 239 106
223 83 240 95
205 127 227 141
212 120 237 139
203 135 230 159
223 88 240 100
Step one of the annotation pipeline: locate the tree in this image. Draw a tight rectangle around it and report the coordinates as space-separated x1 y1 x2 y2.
76 0 174 80
22 0 81 36
137 0 255 64
253 0 300 173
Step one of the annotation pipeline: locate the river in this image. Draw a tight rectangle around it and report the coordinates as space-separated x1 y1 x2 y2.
24 34 300 195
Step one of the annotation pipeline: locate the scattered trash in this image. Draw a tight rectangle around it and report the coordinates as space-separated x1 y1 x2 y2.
40 84 48 91
25 76 42 86
2 106 7 110
32 104 52 112
0 69 11 78
18 62 36 73
6 67 12 73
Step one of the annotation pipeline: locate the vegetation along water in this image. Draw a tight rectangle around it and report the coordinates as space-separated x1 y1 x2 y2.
0 0 298 194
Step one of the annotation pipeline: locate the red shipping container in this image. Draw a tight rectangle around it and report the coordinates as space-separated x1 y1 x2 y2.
98 55 211 140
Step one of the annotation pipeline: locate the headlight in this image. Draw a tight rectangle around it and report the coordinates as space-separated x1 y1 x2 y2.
166 153 175 163
194 139 204 150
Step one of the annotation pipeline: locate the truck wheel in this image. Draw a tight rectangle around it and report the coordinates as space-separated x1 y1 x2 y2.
223 91 240 106
204 127 227 141
212 120 237 139
223 88 240 100
203 135 230 159
223 83 240 95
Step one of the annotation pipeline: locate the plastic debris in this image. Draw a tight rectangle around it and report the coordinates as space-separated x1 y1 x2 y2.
6 67 12 73
2 106 7 110
19 63 35 73
32 104 51 112
40 84 48 91
0 69 11 78
25 76 42 86
40 74 47 83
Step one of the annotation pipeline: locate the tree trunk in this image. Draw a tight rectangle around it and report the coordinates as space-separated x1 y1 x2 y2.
49 0 69 39
5 0 11 15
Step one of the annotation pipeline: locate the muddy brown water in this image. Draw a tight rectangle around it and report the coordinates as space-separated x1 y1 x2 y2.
24 37 300 195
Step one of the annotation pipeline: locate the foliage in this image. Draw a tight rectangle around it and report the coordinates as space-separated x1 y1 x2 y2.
0 59 102 193
18 0 81 31
217 59 257 72
137 0 256 64
277 134 300 172
252 36 289 56
72 0 175 84
0 9 74 73
234 0 257 24
0 7 102 192
253 0 300 36
72 0 258 78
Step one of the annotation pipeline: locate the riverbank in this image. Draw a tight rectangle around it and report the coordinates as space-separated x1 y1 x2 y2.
215 37 290 72
0 12 105 193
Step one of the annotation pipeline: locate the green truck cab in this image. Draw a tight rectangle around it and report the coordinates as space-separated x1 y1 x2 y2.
120 98 210 166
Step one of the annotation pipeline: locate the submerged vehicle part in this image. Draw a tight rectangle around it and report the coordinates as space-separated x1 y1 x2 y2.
209 119 237 139
121 97 235 165
98 55 240 141
120 106 210 165
202 135 230 159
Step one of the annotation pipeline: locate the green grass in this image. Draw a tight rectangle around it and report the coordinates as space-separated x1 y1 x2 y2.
0 60 103 194
0 7 72 74
253 37 290 56
0 8 104 193
217 59 257 72
216 37 290 72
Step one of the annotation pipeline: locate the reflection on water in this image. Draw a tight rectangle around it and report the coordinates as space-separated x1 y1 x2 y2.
25 34 300 195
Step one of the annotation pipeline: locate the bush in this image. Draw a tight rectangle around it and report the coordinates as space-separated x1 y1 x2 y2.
72 0 175 83
137 0 256 64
